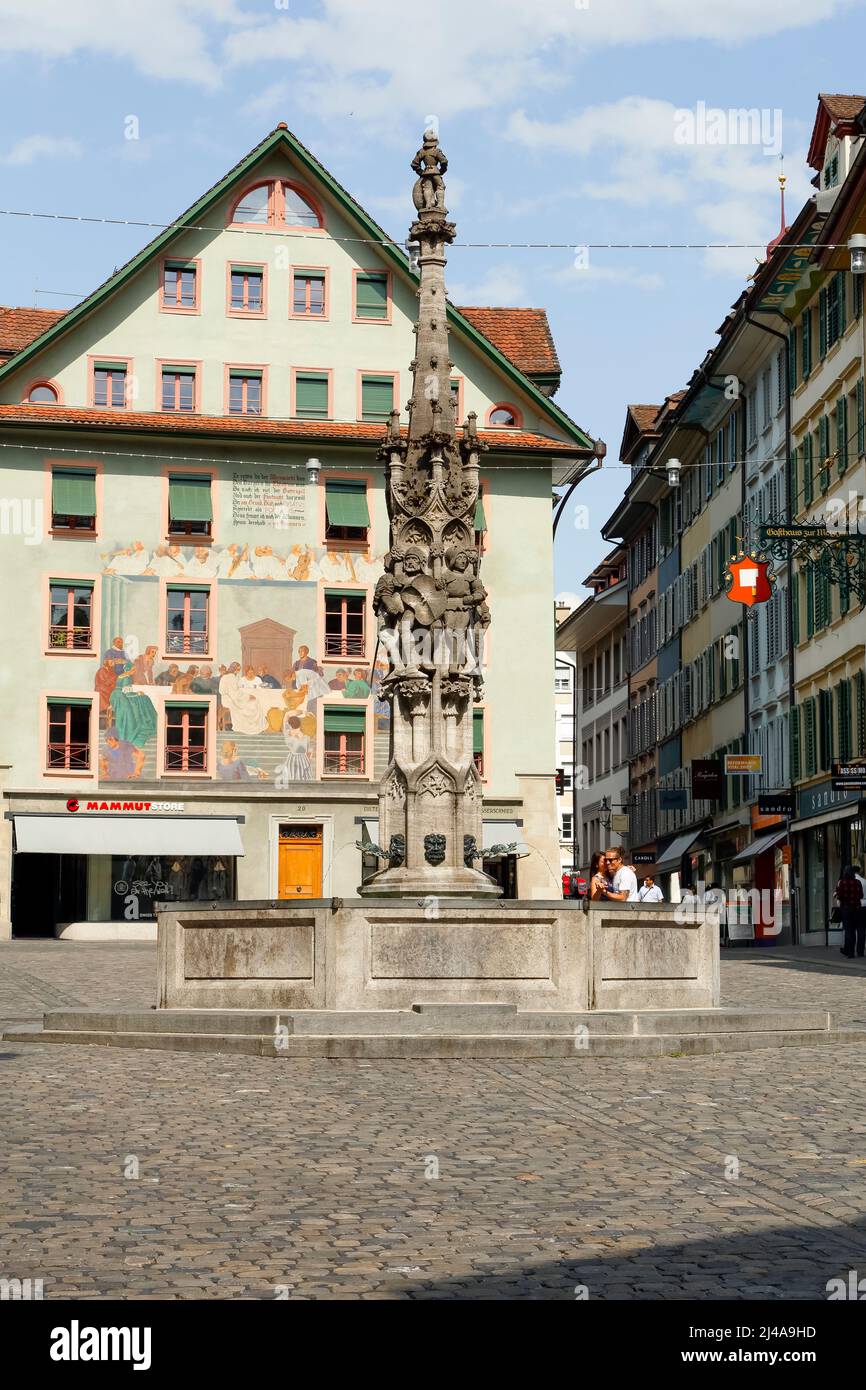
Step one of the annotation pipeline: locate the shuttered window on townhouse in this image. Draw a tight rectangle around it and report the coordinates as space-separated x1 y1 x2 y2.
802 307 812 378
803 433 813 505
790 446 799 517
791 567 800 644
818 415 830 490
749 609 760 673
837 680 853 762
857 378 865 458
819 689 834 771
837 395 848 475
840 555 850 615
804 697 817 776
857 671 866 756
790 705 801 780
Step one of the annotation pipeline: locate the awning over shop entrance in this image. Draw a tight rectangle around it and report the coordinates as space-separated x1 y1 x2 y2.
13 815 244 856
654 829 703 875
730 828 788 863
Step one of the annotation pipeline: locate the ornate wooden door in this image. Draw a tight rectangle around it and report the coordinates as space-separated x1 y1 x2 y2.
277 824 323 899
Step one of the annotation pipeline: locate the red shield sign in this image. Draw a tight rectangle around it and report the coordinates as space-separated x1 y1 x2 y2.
726 556 772 607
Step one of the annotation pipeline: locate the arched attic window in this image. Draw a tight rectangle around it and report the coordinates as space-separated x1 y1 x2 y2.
229 180 323 230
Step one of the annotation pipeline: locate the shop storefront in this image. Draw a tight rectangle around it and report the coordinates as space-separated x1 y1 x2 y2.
790 779 865 945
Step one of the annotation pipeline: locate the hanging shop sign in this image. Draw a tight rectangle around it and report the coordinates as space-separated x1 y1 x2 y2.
725 555 773 607
658 788 688 811
758 792 794 818
832 762 866 792
692 759 724 800
724 753 762 775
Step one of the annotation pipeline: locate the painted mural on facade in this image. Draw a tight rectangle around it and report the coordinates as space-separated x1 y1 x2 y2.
93 540 389 784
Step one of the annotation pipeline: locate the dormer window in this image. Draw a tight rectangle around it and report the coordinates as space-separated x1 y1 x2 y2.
229 180 322 230
486 403 522 428
823 153 840 189
25 382 59 404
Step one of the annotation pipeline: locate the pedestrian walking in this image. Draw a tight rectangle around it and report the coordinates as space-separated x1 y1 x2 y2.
834 865 865 959
638 875 664 902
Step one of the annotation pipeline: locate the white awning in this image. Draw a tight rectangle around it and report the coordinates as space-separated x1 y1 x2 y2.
482 820 520 850
654 828 703 875
14 815 244 856
730 828 788 863
789 804 862 834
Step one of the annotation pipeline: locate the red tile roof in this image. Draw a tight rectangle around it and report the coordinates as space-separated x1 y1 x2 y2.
819 93 866 123
0 403 583 454
0 306 66 357
627 404 662 434
456 307 560 376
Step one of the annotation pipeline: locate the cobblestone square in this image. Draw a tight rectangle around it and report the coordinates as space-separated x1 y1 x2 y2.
3 942 866 1300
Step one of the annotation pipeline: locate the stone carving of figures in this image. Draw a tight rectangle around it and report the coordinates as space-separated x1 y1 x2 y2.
411 129 448 212
374 546 447 672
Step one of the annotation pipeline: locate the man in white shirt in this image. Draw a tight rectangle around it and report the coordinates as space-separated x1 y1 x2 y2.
600 848 639 902
638 875 664 902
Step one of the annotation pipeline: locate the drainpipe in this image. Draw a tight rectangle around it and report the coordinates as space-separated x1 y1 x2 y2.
745 307 796 941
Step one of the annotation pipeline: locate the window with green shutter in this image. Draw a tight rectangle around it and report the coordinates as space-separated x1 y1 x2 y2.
819 415 830 491
819 689 833 771
354 271 389 321
837 680 853 761
857 671 866 756
788 331 798 392
294 371 330 419
855 272 864 321
819 287 828 357
804 697 817 776
836 395 848 475
792 566 800 644
805 563 815 638
790 446 799 518
803 433 813 506
168 474 212 536
323 706 366 775
325 479 370 541
360 374 396 422
802 308 812 379
840 558 850 615
857 378 865 457
790 705 801 780
474 483 487 539
51 468 97 531
836 270 847 339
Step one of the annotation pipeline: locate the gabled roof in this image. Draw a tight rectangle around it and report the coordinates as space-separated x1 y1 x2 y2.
456 307 560 380
0 402 587 455
0 125 593 451
0 306 66 362
807 92 865 170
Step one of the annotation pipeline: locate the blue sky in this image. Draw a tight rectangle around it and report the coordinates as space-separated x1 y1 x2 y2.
1 0 866 600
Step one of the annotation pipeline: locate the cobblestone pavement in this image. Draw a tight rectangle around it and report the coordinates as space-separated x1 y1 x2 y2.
2 941 866 1300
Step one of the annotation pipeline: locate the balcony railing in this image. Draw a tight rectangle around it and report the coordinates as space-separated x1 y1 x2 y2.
165 630 208 656
324 632 365 657
323 749 365 775
49 624 93 650
165 747 207 773
47 741 90 770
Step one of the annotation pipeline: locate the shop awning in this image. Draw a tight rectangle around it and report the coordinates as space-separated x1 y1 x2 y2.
13 815 244 856
789 804 862 834
482 820 520 850
730 828 788 863
654 829 704 875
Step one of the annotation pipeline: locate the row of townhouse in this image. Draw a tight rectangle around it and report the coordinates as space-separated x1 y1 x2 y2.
597 93 866 944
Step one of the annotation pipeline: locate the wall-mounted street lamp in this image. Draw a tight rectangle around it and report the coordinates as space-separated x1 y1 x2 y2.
306 457 321 485
599 796 611 831
848 234 866 276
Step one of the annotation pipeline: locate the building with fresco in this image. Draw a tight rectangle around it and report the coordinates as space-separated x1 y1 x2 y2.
0 124 594 937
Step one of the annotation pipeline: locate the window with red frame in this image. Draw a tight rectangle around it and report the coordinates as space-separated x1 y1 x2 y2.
166 586 209 655
93 364 127 408
323 708 366 775
164 705 208 773
49 580 94 650
228 371 262 415
292 270 326 316
161 368 196 413
231 181 321 229
489 405 518 427
324 591 365 657
27 383 58 404
230 267 264 313
162 262 197 310
47 699 91 771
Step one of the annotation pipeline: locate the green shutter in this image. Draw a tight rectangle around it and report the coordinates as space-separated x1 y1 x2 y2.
858 378 865 457
804 698 817 776
474 492 487 532
837 680 852 761
788 331 797 393
361 374 395 421
473 708 484 754
857 671 866 756
167 581 210 593
819 689 833 770
802 308 812 378
294 372 329 418
790 447 798 517
169 475 212 523
52 469 96 517
47 695 92 707
803 434 813 505
50 576 94 590
837 395 848 475
819 288 828 357
790 706 801 780
792 566 800 644
837 271 847 337
325 586 364 599
840 558 850 616
805 563 815 637
355 272 388 319
165 699 207 709
325 480 370 528
819 416 830 490
324 707 367 734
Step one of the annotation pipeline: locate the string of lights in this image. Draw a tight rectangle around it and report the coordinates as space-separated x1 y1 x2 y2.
0 205 853 253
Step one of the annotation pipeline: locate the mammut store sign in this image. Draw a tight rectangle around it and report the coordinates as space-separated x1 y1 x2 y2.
67 799 186 813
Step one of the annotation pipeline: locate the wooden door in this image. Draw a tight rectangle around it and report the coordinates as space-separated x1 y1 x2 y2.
278 824 323 899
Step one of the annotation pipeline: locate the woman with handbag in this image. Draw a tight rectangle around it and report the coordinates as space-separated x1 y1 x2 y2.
834 866 864 958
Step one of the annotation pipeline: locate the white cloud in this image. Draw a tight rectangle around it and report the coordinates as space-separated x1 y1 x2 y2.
0 0 246 87
555 591 582 612
1 134 82 166
446 264 531 307
550 260 664 292
508 97 814 277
